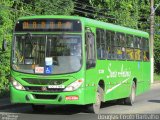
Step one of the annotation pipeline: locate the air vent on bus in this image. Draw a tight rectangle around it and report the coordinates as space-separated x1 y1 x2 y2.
33 94 58 100
22 78 68 85
24 86 64 92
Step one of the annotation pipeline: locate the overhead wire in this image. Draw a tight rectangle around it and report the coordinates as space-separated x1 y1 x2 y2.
74 0 109 11
74 5 114 17
74 0 150 25
73 0 114 18
73 9 116 20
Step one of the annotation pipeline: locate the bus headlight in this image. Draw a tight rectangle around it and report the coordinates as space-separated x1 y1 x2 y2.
11 78 25 90
63 79 84 92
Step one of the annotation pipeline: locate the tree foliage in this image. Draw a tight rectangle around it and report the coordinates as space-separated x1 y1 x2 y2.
154 35 160 73
34 0 74 15
0 0 74 96
0 0 13 96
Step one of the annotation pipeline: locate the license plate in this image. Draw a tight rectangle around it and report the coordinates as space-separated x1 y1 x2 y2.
48 85 65 89
66 96 79 100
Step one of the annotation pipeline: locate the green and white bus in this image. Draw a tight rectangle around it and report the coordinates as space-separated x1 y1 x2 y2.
10 15 150 113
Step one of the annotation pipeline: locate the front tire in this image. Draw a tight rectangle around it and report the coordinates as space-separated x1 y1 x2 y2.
124 82 136 105
87 86 103 114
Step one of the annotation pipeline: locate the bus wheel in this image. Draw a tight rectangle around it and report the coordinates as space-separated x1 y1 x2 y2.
124 82 136 105
32 104 45 112
87 86 103 114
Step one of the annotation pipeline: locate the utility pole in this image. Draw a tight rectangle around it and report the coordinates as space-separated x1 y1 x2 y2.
150 0 154 83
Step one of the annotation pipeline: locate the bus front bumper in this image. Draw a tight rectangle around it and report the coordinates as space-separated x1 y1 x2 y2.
10 85 87 105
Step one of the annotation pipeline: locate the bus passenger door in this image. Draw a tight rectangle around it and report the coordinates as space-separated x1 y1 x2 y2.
85 29 97 104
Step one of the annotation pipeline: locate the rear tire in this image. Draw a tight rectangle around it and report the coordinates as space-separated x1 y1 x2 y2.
124 82 136 105
87 86 103 114
32 104 45 112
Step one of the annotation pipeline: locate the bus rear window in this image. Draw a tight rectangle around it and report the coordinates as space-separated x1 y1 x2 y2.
15 19 82 32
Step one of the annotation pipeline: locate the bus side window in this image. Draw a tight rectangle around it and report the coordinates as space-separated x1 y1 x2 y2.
86 32 96 68
115 33 126 60
96 29 101 59
126 35 134 60
134 37 141 61
108 32 116 59
120 34 126 60
139 38 144 61
114 33 120 59
96 29 106 59
143 38 150 61
101 30 106 59
106 31 110 59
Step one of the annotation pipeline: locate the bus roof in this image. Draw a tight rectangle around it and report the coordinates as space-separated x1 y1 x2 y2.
18 15 149 38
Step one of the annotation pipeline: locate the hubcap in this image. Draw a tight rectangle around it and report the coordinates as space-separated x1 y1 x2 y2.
96 92 101 105
131 86 135 102
93 91 101 114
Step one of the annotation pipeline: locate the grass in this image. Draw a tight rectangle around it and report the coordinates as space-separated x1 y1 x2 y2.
154 73 160 81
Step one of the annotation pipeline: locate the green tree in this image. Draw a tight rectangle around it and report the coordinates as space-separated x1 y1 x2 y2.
0 0 74 97
86 0 140 28
0 0 13 97
154 0 160 73
34 0 74 15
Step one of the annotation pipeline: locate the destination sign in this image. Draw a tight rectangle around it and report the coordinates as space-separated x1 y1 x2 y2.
15 19 81 32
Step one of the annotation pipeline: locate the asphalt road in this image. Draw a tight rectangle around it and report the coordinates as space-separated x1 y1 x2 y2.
0 83 160 120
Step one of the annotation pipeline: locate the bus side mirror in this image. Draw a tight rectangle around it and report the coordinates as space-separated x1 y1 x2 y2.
2 39 7 52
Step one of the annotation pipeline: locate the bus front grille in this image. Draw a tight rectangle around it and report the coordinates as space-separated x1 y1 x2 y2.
24 86 64 92
22 78 68 85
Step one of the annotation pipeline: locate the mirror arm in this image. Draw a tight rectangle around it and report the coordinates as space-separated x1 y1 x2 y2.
2 39 7 52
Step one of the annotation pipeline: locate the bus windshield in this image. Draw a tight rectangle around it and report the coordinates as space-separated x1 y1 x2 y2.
12 34 82 74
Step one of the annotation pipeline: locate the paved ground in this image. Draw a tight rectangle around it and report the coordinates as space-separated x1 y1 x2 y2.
0 83 160 120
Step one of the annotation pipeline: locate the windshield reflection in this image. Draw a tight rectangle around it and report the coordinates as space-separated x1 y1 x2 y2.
12 34 82 74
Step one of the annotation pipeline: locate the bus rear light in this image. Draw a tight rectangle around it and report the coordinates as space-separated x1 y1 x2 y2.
65 96 79 100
